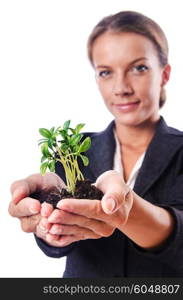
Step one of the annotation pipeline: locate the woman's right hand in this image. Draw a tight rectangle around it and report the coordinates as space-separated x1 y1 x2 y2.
8 172 66 243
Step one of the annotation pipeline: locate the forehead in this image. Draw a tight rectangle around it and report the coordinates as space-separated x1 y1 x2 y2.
92 31 158 66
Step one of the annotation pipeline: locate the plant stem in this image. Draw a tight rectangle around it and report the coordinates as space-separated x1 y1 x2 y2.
55 141 85 195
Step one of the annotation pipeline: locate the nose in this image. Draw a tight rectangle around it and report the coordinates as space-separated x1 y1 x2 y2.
113 74 133 97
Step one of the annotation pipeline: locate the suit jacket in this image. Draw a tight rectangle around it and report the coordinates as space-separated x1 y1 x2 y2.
35 116 183 277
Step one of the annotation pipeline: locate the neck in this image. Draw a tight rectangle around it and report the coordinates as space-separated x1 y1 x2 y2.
115 118 160 151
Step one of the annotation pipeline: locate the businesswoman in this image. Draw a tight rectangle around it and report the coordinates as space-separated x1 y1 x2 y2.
9 11 183 277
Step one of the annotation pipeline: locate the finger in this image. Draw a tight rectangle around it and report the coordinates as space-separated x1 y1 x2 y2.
41 202 54 217
20 214 41 233
101 189 132 214
45 234 76 247
45 233 95 247
8 197 41 217
47 209 114 236
11 180 32 205
95 170 131 213
35 232 81 247
49 224 101 239
48 202 106 223
37 217 52 234
56 198 106 220
95 170 125 193
11 172 66 205
39 172 66 190
118 190 134 223
36 224 48 240
48 208 97 224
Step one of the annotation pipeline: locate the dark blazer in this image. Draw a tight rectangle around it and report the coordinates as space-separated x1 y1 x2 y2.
35 117 183 277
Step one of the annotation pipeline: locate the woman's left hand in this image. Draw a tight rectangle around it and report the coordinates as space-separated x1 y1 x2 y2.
39 171 133 246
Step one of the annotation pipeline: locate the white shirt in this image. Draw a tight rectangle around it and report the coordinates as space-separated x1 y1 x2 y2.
113 131 145 189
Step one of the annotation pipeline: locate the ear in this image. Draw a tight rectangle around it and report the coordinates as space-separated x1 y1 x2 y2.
161 64 171 87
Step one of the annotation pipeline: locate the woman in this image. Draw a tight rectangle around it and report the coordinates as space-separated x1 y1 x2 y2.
9 11 183 277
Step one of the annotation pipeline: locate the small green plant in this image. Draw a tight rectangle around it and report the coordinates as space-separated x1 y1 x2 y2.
38 120 91 195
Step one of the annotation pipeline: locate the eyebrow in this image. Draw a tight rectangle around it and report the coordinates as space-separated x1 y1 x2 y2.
95 57 148 69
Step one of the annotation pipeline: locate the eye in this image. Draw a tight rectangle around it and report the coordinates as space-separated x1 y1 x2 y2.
132 64 149 73
98 70 111 78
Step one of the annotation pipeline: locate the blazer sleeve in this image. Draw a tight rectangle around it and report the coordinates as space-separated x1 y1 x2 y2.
34 235 76 258
129 174 183 272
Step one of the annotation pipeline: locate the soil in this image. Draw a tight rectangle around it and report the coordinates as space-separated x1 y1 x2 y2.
30 179 104 208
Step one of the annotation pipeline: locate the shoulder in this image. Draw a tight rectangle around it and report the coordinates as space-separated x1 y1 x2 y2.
157 116 183 141
166 124 183 137
149 117 183 160
150 117 183 166
83 120 115 140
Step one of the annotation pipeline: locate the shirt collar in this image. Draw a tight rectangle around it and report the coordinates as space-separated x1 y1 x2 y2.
113 130 145 189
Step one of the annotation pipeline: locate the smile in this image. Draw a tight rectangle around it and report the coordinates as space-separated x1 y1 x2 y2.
114 101 140 112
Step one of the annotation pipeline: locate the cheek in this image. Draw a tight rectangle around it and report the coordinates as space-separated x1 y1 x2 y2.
135 76 160 102
148 77 162 102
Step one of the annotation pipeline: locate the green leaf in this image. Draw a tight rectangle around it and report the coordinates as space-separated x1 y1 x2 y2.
60 143 69 152
41 156 47 163
40 162 49 175
48 161 55 172
79 154 89 166
41 143 52 158
79 137 91 153
63 120 71 131
39 128 51 138
70 134 82 146
60 129 67 140
73 145 80 152
48 138 56 150
76 123 85 133
38 138 48 142
52 132 59 139
50 127 55 135
38 120 90 187
38 139 48 146
66 135 71 144
69 128 76 135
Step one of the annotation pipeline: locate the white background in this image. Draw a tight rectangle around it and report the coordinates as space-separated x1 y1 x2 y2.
1 0 183 277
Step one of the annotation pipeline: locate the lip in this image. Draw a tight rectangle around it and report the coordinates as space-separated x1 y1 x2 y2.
114 100 140 112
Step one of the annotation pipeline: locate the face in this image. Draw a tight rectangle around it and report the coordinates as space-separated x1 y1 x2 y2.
92 32 170 127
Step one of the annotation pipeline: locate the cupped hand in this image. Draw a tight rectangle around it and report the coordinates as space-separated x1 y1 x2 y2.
41 171 133 247
8 172 66 234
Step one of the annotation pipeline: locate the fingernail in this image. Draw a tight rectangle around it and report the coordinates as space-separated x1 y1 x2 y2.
105 198 116 213
48 215 54 222
57 200 70 210
41 206 47 217
30 205 39 214
49 227 57 234
56 202 62 209
39 225 48 233
12 189 21 201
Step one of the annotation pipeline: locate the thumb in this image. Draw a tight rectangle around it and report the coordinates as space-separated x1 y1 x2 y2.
95 170 131 214
101 189 131 214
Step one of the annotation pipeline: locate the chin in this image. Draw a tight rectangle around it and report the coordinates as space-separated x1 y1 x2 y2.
115 114 141 127
114 106 160 125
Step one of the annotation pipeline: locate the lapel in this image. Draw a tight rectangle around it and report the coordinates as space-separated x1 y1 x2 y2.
134 117 183 196
85 117 183 196
86 121 116 181
87 117 183 196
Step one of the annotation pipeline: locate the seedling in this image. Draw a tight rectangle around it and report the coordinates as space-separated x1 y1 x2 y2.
30 120 103 207
38 120 91 195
